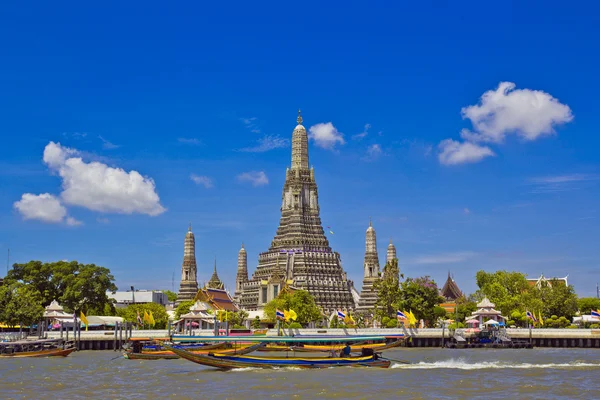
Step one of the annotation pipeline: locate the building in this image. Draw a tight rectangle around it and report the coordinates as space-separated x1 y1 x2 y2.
439 273 463 313
206 258 224 290
468 297 506 325
237 111 356 313
108 290 168 307
527 274 569 288
357 220 380 311
234 243 248 302
177 225 199 302
194 287 238 312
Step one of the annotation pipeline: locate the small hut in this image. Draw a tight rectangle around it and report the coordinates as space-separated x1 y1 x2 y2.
43 300 73 329
469 297 506 326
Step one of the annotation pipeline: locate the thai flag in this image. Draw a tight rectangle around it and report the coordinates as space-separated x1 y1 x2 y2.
526 311 537 322
337 310 346 320
137 311 143 325
276 309 285 320
397 310 408 320
591 310 600 319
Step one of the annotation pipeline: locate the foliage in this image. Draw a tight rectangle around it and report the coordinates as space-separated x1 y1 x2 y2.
373 258 402 321
544 315 571 328
0 282 45 326
577 297 600 314
115 303 169 329
289 322 302 329
433 306 448 322
473 270 529 315
398 276 444 325
448 322 465 330
386 319 398 328
263 290 321 326
230 310 249 327
4 260 117 313
163 290 178 303
531 280 578 320
251 316 261 329
174 301 194 320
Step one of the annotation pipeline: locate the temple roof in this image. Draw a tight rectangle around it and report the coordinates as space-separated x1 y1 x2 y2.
477 297 495 308
195 287 238 312
440 274 463 301
207 258 224 289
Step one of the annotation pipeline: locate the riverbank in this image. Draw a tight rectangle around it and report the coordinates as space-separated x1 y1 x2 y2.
28 328 600 350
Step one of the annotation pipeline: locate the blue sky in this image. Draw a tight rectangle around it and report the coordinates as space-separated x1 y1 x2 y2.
1 2 599 297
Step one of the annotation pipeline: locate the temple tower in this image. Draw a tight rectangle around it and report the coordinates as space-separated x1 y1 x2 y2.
357 219 380 311
387 239 397 264
177 224 198 302
238 111 355 312
234 243 248 301
207 258 224 289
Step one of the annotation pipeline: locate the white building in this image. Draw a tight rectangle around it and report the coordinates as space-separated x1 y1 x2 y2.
108 290 168 307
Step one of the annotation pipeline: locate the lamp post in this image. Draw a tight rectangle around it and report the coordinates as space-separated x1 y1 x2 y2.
131 286 135 304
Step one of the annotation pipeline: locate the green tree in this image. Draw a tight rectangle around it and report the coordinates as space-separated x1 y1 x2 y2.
264 290 322 326
399 276 444 325
251 316 261 329
163 290 178 303
115 303 169 329
373 258 402 321
534 280 578 320
578 297 600 314
473 270 529 315
4 260 117 313
174 301 195 319
0 283 45 327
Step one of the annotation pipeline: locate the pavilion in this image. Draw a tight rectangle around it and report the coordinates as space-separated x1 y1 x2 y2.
43 300 74 328
469 297 506 326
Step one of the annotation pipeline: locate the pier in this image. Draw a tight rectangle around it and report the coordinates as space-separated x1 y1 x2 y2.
30 328 600 350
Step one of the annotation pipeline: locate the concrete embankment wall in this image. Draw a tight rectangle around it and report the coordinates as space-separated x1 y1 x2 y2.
36 328 600 350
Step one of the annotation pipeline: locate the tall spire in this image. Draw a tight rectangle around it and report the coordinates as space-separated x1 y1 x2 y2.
291 109 309 170
177 224 198 303
235 242 248 300
207 256 224 290
357 219 381 311
387 238 397 264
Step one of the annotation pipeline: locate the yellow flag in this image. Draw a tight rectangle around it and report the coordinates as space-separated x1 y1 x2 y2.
143 310 150 324
538 311 544 326
284 310 290 321
149 311 155 326
80 311 89 331
289 309 298 321
409 310 417 326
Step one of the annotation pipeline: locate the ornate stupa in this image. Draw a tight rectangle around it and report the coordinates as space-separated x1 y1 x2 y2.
207 258 224 290
386 238 397 265
234 243 248 301
237 111 355 312
177 224 198 302
357 219 380 311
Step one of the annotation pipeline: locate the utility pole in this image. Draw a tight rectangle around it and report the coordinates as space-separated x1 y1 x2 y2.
597 282 599 299
131 286 135 304
6 248 9 275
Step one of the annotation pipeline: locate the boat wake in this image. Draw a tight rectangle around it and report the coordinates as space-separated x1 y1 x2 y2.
391 359 600 370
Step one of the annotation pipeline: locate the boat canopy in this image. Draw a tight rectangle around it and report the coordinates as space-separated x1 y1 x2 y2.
170 335 394 343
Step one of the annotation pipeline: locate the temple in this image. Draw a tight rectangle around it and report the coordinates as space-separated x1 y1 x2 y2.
206 258 224 289
234 243 248 302
177 225 198 303
237 111 356 313
386 238 397 265
439 273 463 314
357 219 380 311
527 274 569 288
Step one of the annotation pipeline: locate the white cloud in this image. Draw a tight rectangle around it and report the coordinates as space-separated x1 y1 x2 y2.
239 135 289 152
363 144 383 161
97 217 110 224
13 193 81 226
190 174 214 188
438 82 573 165
463 208 471 215
461 82 573 143
308 122 345 150
352 123 371 140
438 139 495 165
528 173 598 193
412 251 476 264
240 117 260 133
178 137 202 145
98 135 120 149
237 171 269 187
43 141 165 216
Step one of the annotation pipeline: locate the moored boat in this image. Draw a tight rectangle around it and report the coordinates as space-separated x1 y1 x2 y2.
0 339 75 358
124 342 265 360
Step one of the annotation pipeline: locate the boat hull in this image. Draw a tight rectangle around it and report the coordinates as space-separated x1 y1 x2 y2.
125 343 264 360
0 348 75 358
166 346 391 369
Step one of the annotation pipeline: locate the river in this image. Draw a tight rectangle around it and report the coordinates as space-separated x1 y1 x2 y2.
0 348 598 399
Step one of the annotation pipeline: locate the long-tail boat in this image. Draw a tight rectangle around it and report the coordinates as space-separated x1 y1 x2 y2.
165 345 392 369
0 339 75 358
258 340 403 353
124 342 264 360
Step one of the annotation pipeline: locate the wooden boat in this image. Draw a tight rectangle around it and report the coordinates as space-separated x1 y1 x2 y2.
0 339 75 358
258 340 403 353
124 342 264 360
165 345 391 369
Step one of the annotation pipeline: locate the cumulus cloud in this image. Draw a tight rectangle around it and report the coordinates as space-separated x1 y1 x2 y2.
308 123 345 150
438 139 495 165
42 142 165 216
239 135 289 152
190 174 213 188
237 171 269 187
438 82 573 165
13 193 81 225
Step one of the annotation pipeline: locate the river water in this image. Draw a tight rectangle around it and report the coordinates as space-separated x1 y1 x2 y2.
1 348 599 399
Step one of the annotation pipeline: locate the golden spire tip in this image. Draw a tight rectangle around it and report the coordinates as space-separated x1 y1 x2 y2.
297 109 303 125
